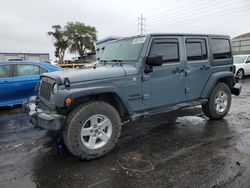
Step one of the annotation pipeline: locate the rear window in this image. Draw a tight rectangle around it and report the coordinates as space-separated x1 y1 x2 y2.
211 39 232 60
40 67 48 74
0 65 11 78
16 64 40 77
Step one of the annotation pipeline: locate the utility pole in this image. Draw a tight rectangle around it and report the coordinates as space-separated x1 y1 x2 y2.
138 14 146 35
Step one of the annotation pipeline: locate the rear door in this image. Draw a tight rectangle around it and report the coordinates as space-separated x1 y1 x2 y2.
0 64 14 105
12 64 40 101
184 36 211 100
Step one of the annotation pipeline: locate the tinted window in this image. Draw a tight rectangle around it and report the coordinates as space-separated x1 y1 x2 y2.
0 65 11 78
16 65 40 77
247 56 250 63
211 39 232 59
150 40 179 63
40 67 48 74
186 38 207 61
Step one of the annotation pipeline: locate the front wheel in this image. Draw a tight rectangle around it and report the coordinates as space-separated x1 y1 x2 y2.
63 101 121 160
202 82 231 120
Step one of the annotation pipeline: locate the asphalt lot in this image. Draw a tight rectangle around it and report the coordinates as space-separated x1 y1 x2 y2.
1 78 250 188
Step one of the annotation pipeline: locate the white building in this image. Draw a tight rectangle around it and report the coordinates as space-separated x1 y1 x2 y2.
0 52 50 61
231 33 250 55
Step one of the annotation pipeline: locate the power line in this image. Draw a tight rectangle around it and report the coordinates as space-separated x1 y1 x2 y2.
147 0 249 25
145 0 203 21
111 0 249 37
147 6 250 31
147 3 250 28
142 0 190 18
113 20 138 34
146 0 231 24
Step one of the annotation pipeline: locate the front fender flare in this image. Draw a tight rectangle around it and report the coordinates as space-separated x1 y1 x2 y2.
52 85 131 113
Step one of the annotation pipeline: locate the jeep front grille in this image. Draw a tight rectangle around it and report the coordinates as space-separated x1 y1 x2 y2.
39 77 55 102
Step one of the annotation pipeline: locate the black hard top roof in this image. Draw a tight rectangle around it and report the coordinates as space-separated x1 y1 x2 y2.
122 33 230 39
148 33 230 38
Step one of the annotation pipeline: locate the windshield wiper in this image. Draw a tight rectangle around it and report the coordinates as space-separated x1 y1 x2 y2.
110 59 123 62
99 60 107 62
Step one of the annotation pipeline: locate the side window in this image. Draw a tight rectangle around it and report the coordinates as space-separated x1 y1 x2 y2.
211 39 232 60
186 38 207 61
16 65 40 77
246 56 250 63
40 67 48 74
149 39 179 63
0 65 11 78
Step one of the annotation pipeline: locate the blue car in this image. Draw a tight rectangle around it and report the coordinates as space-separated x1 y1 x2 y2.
0 61 61 107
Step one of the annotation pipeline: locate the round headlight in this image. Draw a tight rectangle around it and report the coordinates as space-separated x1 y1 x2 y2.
53 84 58 93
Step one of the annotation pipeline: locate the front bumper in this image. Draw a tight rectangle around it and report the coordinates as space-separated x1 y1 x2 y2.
22 96 65 131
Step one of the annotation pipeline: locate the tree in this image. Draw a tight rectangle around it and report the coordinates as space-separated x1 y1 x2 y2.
48 25 68 63
65 22 97 59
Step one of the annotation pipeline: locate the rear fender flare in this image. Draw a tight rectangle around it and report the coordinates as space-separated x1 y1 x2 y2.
201 71 234 98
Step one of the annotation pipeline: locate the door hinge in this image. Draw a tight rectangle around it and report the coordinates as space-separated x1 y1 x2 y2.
185 88 191 93
185 70 191 76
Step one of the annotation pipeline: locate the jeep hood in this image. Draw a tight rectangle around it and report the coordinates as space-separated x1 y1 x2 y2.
42 65 135 84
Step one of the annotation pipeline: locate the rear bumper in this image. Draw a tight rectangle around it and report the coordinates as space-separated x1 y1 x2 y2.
22 96 65 131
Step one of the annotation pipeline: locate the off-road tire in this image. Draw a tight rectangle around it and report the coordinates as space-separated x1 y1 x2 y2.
202 82 231 120
63 101 121 160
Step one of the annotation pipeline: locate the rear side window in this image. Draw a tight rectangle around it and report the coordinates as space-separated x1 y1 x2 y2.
0 65 11 78
40 67 48 74
149 39 179 63
186 38 207 61
211 39 232 60
16 65 40 77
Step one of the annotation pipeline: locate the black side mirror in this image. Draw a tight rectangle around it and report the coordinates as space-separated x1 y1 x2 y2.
246 61 250 64
146 55 163 66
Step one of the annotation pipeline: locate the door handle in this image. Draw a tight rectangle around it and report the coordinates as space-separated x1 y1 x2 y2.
173 67 184 74
200 65 210 70
0 81 8 84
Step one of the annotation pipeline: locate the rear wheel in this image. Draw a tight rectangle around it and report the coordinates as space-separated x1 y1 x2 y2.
63 101 121 160
202 82 231 120
236 69 244 79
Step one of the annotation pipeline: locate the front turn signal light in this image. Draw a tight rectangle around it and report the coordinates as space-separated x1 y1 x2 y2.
65 97 72 104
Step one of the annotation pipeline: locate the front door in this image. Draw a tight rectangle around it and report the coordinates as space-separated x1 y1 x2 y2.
184 37 211 100
142 36 186 109
0 64 13 105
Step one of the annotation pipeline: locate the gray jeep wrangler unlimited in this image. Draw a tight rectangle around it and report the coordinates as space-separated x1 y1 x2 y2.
23 34 241 160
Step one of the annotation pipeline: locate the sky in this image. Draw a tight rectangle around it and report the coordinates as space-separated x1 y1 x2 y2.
0 0 250 60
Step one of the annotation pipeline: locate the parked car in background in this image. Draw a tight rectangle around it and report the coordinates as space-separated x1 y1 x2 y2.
234 55 250 79
0 61 61 107
44 60 60 67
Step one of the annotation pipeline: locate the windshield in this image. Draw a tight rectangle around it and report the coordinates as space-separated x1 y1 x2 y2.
234 55 247 64
100 37 145 62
